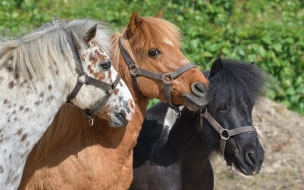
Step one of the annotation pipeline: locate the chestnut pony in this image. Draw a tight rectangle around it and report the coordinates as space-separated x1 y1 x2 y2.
18 11 209 189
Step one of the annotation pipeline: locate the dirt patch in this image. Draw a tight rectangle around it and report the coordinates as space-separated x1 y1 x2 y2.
212 98 304 190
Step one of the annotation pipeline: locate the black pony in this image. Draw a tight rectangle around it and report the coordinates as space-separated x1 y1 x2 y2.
130 58 266 190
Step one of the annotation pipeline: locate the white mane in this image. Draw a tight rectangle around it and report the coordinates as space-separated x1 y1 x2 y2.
0 19 111 82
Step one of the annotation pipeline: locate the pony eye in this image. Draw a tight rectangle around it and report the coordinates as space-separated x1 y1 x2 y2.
99 60 111 70
148 49 162 58
218 104 228 112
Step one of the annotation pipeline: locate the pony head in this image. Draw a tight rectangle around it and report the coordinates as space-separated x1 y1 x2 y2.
56 17 135 126
116 10 209 111
203 58 266 175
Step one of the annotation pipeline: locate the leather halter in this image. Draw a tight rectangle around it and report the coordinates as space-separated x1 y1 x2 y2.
65 29 121 126
118 38 197 114
199 108 257 156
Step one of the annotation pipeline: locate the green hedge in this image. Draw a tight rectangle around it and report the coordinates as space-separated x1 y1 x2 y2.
1 0 304 114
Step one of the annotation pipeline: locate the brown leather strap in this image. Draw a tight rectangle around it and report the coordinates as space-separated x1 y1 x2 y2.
66 29 85 75
65 28 122 125
118 38 141 91
164 63 197 107
169 63 197 79
200 108 257 155
66 73 88 101
84 74 121 117
220 139 227 155
228 126 256 136
66 28 87 101
203 110 222 133
118 38 197 112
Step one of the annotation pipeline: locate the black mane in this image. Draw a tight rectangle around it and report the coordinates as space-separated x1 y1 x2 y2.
131 58 266 190
206 59 266 108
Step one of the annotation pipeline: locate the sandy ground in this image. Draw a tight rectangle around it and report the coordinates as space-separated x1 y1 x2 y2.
212 98 304 190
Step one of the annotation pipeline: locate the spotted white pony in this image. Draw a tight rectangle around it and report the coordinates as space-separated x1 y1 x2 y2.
0 17 135 190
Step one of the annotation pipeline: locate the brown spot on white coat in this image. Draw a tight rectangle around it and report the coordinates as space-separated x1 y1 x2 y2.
8 81 15 89
16 129 23 136
21 134 27 141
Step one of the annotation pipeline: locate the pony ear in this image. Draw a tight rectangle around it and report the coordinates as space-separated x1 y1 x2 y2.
52 14 66 27
52 14 60 23
127 11 141 37
209 58 223 78
84 24 98 44
155 9 164 18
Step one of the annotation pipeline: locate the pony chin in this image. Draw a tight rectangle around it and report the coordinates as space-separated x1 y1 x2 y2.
232 158 262 176
225 143 264 176
182 92 208 111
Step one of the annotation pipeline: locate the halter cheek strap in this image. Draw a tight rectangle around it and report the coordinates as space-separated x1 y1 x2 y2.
199 108 257 155
65 29 121 126
118 38 197 114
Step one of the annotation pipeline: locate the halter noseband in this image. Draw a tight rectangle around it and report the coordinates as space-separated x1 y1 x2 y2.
65 29 121 126
199 108 257 157
118 38 196 114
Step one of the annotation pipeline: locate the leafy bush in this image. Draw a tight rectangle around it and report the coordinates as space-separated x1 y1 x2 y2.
1 0 303 114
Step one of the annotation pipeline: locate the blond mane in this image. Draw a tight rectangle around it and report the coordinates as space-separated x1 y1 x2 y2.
132 17 182 52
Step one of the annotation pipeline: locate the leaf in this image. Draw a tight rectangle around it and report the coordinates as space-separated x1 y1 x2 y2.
262 36 272 44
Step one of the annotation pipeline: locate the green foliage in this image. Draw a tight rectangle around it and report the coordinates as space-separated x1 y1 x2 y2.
1 0 304 114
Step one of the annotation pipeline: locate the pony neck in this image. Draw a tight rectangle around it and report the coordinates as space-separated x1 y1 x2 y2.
0 67 76 189
172 109 212 164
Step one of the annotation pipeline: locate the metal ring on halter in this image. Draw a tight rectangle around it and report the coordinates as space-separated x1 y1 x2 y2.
201 107 207 115
163 73 173 84
77 73 88 84
88 116 94 126
83 109 94 126
130 65 138 77
106 87 114 95
220 129 230 141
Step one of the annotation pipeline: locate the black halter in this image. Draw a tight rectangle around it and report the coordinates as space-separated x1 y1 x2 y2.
65 29 121 126
199 108 257 168
118 38 197 114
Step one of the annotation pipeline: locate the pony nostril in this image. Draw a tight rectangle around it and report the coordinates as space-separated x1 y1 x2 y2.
122 100 135 122
245 151 256 168
129 100 135 112
191 82 207 97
